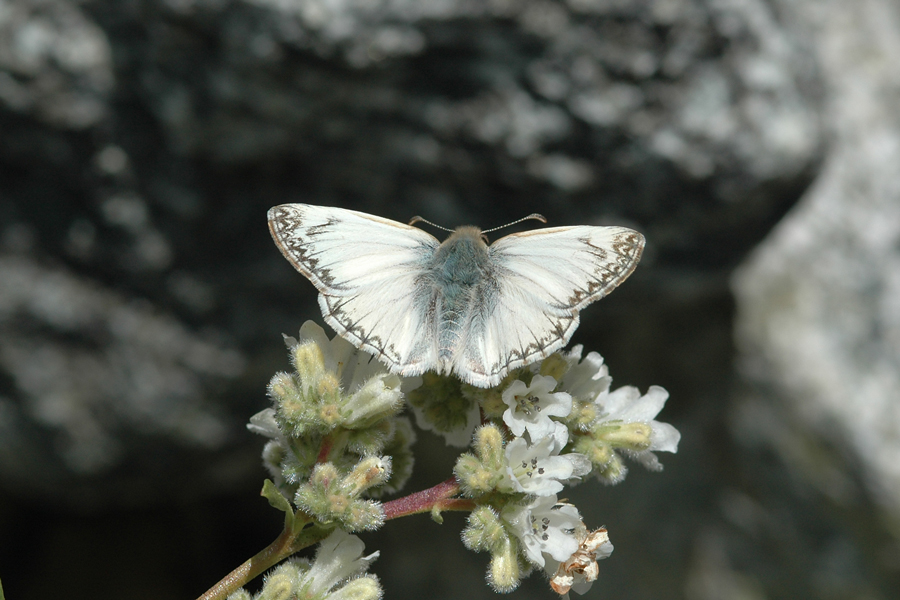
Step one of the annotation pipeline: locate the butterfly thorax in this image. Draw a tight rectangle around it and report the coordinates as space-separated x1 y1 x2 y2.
433 226 489 284
429 226 490 369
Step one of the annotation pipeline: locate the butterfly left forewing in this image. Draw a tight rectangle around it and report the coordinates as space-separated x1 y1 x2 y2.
453 225 644 387
268 204 442 375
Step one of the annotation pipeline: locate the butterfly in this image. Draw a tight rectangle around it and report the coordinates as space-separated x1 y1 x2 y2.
268 204 644 388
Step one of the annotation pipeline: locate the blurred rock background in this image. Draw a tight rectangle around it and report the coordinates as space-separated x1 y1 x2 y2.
0 0 897 598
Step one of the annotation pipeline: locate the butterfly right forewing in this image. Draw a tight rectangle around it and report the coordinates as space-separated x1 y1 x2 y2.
453 226 644 387
268 204 442 375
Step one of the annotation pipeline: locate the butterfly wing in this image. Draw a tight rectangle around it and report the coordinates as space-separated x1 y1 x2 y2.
268 204 442 376
452 226 644 387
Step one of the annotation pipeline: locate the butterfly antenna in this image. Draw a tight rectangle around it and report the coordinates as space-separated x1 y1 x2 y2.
408 215 454 233
482 213 548 234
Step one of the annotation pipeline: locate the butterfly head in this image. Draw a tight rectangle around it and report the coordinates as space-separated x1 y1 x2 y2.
447 225 490 246
432 226 491 287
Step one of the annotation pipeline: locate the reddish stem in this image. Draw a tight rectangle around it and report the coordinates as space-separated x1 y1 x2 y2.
382 477 474 519
316 434 333 463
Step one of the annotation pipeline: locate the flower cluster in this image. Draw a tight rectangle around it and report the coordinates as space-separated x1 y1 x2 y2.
243 323 679 599
447 345 679 594
249 321 418 531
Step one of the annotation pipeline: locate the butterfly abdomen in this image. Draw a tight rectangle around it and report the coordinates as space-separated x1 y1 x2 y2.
430 227 490 373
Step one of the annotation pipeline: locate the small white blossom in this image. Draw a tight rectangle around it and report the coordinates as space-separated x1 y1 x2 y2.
502 495 582 567
299 529 381 599
501 436 591 496
558 345 612 402
545 527 614 596
247 407 283 441
502 375 572 443
596 385 680 468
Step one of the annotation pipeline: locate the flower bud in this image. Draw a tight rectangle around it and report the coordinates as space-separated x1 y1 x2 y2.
258 563 299 600
341 375 404 429
538 352 570 382
572 436 614 467
595 454 627 484
346 456 392 496
474 425 505 470
598 421 653 451
342 499 385 532
328 576 382 600
462 505 507 553
455 425 507 496
487 537 521 593
269 372 310 427
293 342 328 393
567 400 598 430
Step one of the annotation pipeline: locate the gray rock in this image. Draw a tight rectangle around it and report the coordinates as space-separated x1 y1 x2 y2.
734 0 900 546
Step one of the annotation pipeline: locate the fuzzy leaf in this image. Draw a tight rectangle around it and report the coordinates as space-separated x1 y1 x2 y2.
262 479 296 531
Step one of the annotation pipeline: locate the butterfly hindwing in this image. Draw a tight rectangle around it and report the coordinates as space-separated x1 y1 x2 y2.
268 204 441 374
452 226 645 387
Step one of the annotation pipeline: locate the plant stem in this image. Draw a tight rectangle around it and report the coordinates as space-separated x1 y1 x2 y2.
197 478 473 600
383 477 474 519
196 524 329 600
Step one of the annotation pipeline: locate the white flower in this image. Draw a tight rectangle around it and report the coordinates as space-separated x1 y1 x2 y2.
502 495 582 567
600 386 676 442
502 375 572 443
557 345 612 402
502 436 591 496
247 407 283 440
545 527 614 596
596 385 681 471
299 529 381 599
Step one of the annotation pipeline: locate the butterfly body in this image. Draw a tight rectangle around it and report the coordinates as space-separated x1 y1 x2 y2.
424 226 492 372
268 204 644 388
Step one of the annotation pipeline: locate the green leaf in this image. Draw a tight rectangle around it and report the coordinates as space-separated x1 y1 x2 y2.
261 479 295 530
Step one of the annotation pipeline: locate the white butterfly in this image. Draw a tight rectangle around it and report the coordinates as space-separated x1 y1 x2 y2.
268 204 644 388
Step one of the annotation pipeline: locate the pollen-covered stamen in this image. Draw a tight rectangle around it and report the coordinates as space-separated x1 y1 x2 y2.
502 436 590 496
514 394 543 416
529 515 552 541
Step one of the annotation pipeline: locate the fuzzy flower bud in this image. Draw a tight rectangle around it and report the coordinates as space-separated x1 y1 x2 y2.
346 456 392 496
454 425 507 496
462 505 508 553
340 375 404 429
488 537 522 593
292 341 340 402
597 421 653 451
294 461 387 532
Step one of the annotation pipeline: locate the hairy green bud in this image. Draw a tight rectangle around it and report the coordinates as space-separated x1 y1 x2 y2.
454 425 507 497
462 506 508 553
598 421 653 451
538 352 570 382
487 537 521 593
